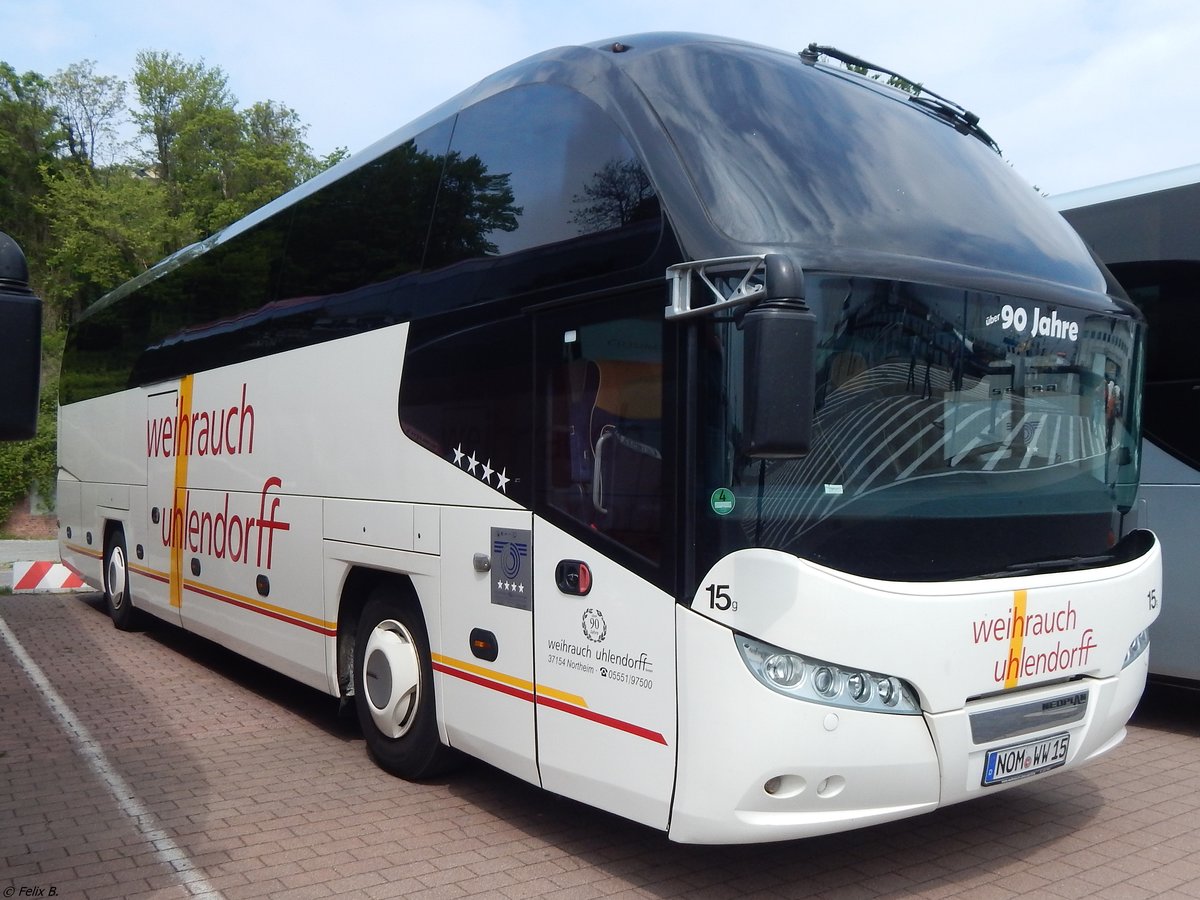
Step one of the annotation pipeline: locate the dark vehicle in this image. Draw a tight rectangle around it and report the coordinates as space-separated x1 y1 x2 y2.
0 232 41 440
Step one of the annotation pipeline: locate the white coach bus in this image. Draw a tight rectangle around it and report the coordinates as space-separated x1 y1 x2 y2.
1056 166 1200 685
57 34 1160 843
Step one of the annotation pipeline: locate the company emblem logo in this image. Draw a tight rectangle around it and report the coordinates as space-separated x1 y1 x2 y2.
581 608 607 643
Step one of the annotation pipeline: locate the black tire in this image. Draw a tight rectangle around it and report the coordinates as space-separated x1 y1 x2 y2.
353 587 457 779
103 528 140 631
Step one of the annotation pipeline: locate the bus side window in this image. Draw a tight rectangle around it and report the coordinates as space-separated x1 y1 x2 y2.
543 314 663 562
399 315 533 507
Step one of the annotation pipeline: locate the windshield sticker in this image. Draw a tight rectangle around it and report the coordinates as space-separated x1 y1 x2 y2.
710 488 736 516
989 304 1080 342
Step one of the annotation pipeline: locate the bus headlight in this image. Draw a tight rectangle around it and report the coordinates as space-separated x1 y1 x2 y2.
1122 628 1150 668
736 634 922 715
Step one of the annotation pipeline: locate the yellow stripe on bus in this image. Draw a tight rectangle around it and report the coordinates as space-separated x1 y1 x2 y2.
432 654 533 693
534 683 590 708
169 374 194 609
1005 589 1027 689
182 580 337 632
430 654 590 709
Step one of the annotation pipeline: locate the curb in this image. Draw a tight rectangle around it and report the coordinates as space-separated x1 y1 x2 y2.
11 561 87 593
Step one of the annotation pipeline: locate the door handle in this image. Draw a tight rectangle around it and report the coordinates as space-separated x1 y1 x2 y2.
555 560 592 595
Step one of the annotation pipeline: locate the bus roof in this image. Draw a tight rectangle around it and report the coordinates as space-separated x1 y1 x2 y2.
162 33 1106 304
1053 163 1200 211
72 32 1116 372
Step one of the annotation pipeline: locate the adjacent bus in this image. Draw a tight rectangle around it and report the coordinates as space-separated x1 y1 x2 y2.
1056 166 1200 685
57 34 1161 843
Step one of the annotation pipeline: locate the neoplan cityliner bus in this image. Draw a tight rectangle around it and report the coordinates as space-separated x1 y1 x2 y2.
1056 166 1200 685
57 34 1160 843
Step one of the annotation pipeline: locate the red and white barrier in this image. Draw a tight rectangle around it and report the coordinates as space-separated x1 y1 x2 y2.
11 561 87 592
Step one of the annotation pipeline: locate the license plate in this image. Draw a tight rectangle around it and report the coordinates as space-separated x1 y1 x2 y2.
982 732 1070 786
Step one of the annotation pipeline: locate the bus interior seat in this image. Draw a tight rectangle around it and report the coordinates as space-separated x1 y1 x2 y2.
589 360 662 553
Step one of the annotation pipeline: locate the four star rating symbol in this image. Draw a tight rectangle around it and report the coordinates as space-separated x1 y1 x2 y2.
495 579 526 594
452 443 511 493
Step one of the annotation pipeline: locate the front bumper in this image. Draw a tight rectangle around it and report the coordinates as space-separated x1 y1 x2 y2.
669 608 1148 844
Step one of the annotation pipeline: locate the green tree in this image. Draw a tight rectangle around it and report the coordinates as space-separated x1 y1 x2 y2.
38 163 194 320
131 50 235 187
50 60 127 168
186 99 324 231
131 52 328 234
172 101 245 228
2 51 341 525
0 63 60 263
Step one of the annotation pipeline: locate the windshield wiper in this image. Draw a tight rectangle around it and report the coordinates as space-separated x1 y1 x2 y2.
799 43 1001 154
974 553 1116 580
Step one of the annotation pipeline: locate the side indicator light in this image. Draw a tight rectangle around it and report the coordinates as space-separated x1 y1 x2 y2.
470 628 499 662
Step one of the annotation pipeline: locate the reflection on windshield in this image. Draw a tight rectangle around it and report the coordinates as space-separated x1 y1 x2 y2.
630 43 1100 291
699 276 1144 581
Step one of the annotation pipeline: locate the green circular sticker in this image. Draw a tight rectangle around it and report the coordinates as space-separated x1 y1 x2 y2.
710 488 736 516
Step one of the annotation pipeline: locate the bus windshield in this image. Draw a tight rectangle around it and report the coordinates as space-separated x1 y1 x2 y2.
696 275 1145 582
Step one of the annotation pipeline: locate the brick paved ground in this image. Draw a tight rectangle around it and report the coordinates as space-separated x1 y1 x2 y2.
2 592 1198 900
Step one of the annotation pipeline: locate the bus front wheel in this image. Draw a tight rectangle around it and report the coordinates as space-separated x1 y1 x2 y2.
353 588 456 779
103 529 139 631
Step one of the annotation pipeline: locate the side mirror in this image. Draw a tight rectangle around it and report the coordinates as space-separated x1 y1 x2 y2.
742 257 816 458
0 232 42 441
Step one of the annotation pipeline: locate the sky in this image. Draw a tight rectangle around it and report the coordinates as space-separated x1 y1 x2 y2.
5 0 1200 196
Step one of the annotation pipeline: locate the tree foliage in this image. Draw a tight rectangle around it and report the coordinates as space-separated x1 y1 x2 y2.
425 149 522 263
38 161 194 318
51 59 126 167
0 50 341 520
571 158 657 233
0 63 60 266
132 51 235 187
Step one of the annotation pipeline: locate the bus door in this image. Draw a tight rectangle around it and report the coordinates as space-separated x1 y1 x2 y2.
144 387 185 624
532 299 678 830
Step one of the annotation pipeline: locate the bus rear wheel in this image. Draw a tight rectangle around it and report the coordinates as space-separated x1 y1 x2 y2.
353 588 456 779
103 529 140 631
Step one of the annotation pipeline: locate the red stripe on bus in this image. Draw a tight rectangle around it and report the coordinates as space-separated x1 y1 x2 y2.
535 694 668 746
434 660 667 745
135 567 169 584
183 583 337 636
432 662 535 703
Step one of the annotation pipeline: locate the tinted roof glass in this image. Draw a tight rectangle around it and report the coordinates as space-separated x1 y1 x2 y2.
628 42 1102 291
